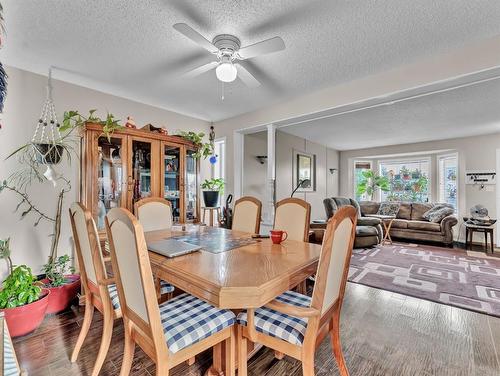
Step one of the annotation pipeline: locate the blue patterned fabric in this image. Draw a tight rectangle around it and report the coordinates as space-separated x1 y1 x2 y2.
107 284 120 309
3 322 21 376
237 290 311 346
160 281 175 294
159 293 235 354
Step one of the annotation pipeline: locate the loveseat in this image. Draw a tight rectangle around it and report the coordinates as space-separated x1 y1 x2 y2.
323 197 383 248
359 201 458 246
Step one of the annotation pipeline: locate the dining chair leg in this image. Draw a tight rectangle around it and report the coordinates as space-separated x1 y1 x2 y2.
120 325 135 376
91 309 114 376
330 314 349 376
71 300 94 362
296 280 307 295
186 356 195 366
156 361 169 376
212 341 223 375
237 326 248 376
301 358 315 376
224 328 236 376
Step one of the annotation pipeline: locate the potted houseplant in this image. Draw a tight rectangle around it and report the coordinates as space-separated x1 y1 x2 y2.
175 131 214 159
401 166 411 180
0 265 50 337
356 170 390 201
40 255 80 314
201 178 224 207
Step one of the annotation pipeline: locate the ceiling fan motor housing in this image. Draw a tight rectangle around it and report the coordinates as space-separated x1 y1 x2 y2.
213 34 241 57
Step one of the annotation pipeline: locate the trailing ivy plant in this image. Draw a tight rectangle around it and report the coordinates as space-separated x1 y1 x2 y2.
0 265 42 309
41 254 75 287
61 109 123 142
176 131 214 159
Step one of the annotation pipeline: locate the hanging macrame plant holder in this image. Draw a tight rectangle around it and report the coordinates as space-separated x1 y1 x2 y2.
30 69 63 185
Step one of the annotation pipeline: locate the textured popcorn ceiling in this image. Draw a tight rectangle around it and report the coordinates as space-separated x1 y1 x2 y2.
2 0 500 122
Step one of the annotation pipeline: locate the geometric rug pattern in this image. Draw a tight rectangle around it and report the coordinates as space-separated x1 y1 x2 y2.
349 243 500 317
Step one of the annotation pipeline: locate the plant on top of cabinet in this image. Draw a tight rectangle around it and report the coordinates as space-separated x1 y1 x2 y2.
61 109 123 141
175 130 214 159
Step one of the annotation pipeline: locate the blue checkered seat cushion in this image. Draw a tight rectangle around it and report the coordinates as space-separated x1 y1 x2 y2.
3 322 21 376
237 290 311 346
160 281 175 294
159 293 235 353
107 283 120 309
107 281 174 310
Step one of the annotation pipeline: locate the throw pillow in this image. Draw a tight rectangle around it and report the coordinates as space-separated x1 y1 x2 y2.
376 202 400 216
423 206 454 223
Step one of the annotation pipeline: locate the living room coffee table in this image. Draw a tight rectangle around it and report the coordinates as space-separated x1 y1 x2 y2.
366 214 396 245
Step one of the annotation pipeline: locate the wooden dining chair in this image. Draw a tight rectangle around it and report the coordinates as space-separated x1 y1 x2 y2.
231 196 262 234
134 197 175 300
237 206 357 376
274 198 311 242
105 208 236 376
68 202 122 376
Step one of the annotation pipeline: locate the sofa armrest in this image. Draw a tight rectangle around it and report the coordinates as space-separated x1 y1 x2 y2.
440 215 458 233
358 217 382 226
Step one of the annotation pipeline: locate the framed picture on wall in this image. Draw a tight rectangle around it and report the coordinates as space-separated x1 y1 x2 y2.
294 150 316 192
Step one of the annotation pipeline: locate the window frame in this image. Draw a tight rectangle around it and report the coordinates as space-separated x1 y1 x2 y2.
377 156 433 203
437 152 459 213
353 160 373 201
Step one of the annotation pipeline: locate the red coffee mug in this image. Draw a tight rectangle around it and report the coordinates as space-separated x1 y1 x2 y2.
270 230 288 244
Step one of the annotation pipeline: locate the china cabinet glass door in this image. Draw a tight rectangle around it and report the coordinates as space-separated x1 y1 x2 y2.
185 148 199 222
95 135 126 230
129 138 159 208
162 143 182 223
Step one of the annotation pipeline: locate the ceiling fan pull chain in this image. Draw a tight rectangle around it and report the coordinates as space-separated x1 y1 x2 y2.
221 81 225 101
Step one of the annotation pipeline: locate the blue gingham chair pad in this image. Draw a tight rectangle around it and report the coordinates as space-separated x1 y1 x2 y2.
237 290 311 346
107 281 175 310
160 281 175 294
107 283 120 309
159 293 235 354
3 322 21 376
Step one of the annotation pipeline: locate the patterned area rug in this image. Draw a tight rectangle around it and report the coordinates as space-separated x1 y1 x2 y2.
349 243 500 317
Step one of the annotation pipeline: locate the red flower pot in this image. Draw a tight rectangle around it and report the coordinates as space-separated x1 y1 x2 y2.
1 289 50 337
41 274 81 314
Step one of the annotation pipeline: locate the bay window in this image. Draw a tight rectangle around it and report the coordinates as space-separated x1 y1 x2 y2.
379 158 430 202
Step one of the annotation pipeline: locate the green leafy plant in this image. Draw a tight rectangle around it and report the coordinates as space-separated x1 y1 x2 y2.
176 131 214 159
0 265 42 309
0 237 13 275
356 170 390 200
42 255 75 287
62 109 122 141
201 178 224 193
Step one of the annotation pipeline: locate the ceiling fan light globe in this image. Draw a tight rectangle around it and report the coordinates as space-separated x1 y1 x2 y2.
216 62 237 83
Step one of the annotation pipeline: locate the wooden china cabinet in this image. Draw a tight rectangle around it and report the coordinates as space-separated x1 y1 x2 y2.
80 123 200 235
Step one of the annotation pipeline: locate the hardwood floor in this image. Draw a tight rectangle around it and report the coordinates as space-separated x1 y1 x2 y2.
13 283 500 375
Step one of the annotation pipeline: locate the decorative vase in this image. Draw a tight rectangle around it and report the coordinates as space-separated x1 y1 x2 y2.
41 274 81 314
203 191 219 207
0 289 50 337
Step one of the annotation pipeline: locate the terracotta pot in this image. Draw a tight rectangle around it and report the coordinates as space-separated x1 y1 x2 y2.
41 274 81 314
0 289 50 337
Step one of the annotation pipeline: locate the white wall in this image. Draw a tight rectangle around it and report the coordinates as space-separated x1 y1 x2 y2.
0 67 209 280
241 130 340 221
243 131 267 210
340 133 500 243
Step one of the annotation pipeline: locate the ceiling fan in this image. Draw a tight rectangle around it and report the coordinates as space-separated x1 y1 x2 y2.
173 23 285 88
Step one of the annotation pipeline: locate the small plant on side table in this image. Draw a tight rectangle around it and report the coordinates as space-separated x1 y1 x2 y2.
201 178 224 208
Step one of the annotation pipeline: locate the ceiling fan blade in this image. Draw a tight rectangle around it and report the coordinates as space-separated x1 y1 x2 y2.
173 23 218 53
183 61 218 78
235 63 261 88
238 36 285 60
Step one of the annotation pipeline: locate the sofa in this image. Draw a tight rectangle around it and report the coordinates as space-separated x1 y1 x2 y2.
359 201 458 246
323 197 383 248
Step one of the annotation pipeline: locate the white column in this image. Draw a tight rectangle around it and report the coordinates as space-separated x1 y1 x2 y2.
265 124 277 225
233 130 244 198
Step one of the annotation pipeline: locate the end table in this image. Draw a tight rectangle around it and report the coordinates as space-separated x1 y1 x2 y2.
366 214 396 245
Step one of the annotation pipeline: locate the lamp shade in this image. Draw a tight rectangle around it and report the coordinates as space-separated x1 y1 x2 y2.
216 62 237 82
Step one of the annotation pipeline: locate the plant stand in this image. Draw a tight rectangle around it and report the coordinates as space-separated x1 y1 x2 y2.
202 206 221 227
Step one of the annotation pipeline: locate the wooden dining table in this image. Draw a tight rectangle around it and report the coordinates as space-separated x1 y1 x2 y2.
145 226 322 310
145 225 321 374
